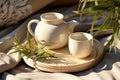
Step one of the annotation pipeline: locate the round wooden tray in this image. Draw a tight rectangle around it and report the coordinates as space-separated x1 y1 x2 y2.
23 39 104 72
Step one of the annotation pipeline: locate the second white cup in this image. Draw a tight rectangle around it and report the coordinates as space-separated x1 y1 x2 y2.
68 32 93 58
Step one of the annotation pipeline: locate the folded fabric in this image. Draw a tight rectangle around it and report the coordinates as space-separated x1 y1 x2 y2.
0 50 21 73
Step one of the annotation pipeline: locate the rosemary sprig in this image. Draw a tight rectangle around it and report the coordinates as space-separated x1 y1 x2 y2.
12 32 56 60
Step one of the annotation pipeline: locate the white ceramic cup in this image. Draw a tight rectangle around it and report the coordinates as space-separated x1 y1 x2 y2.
68 32 93 58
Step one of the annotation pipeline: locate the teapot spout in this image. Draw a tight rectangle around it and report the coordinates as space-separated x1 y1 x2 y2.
67 20 79 33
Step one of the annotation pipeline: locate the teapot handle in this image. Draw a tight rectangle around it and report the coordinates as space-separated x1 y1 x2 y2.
27 19 39 37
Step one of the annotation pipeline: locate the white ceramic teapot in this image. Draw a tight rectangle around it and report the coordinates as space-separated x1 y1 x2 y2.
27 12 78 49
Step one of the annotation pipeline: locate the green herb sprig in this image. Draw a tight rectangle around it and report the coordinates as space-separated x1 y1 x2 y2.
76 0 120 51
12 32 56 60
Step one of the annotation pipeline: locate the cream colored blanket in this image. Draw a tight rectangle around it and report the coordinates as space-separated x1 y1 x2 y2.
0 4 120 80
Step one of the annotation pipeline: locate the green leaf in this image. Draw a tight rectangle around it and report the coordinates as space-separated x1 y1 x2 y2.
76 0 120 51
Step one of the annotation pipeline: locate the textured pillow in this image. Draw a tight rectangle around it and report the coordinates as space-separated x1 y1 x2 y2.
0 0 54 27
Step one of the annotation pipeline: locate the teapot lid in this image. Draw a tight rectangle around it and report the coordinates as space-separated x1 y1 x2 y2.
41 12 64 24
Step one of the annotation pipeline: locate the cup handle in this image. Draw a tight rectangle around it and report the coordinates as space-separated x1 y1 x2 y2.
27 19 39 37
